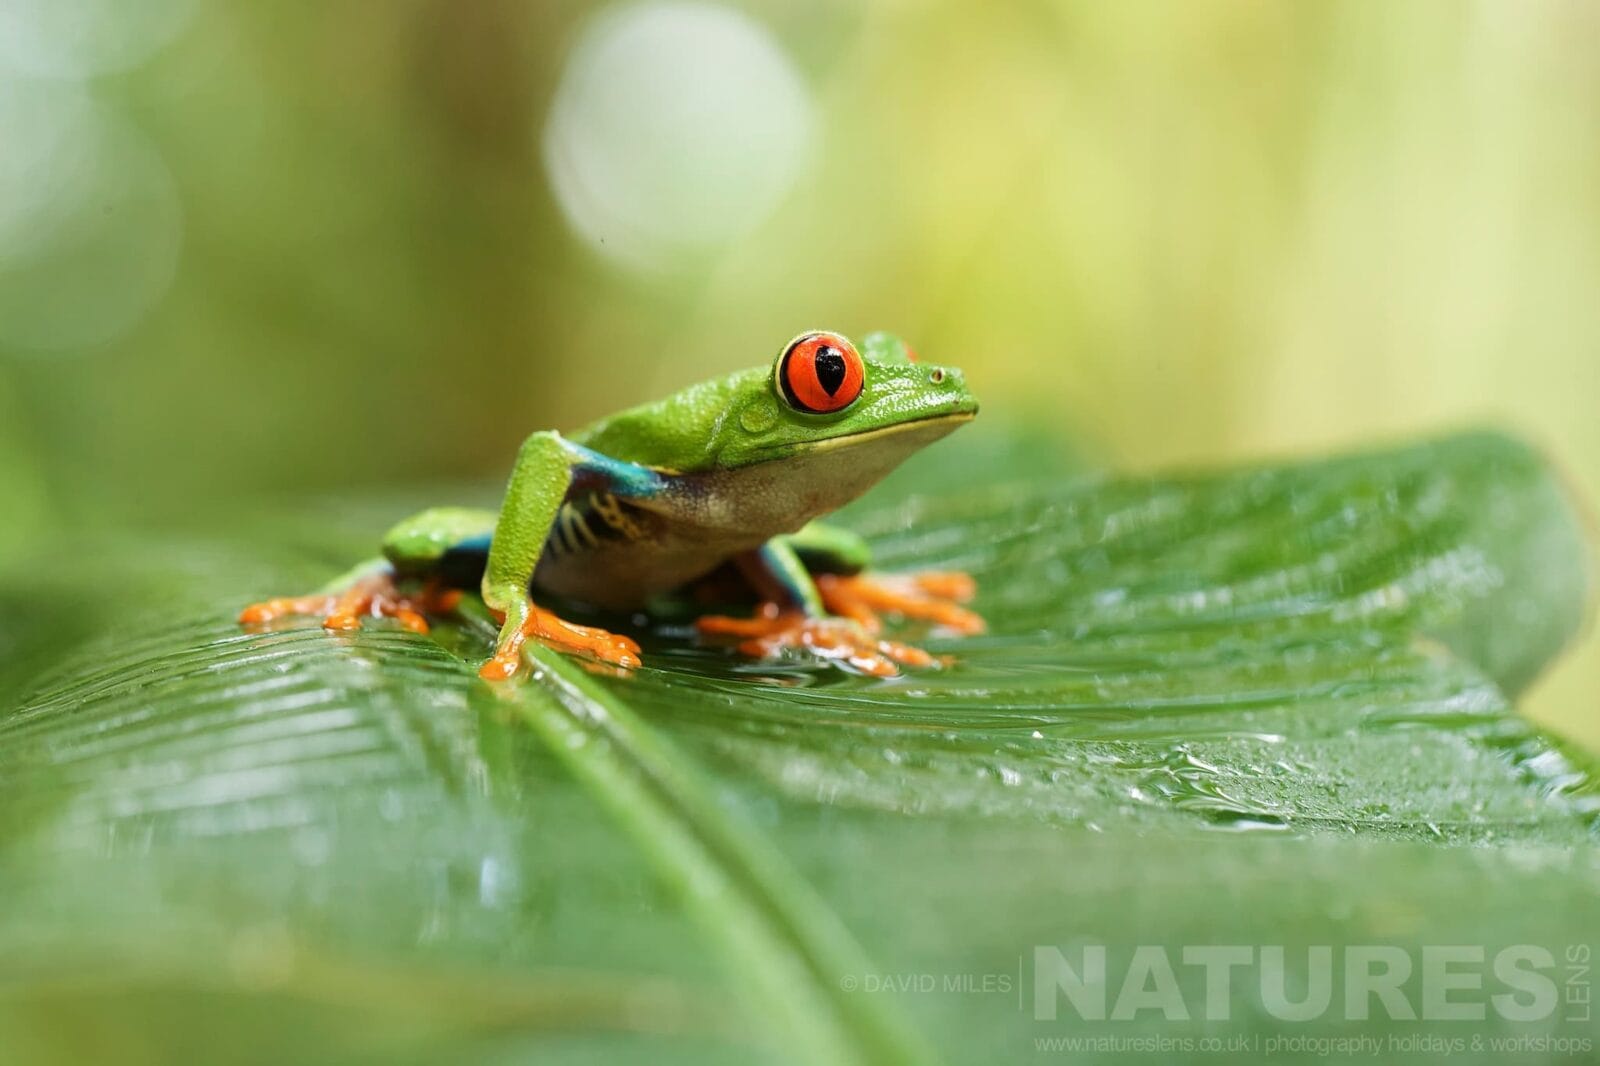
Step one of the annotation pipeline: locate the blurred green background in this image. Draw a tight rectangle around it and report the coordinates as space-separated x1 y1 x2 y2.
0 0 1595 746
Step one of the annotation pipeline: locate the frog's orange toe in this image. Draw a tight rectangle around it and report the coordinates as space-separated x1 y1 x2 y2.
912 571 979 604
479 605 642 680
816 571 986 636
238 594 336 625
478 655 520 682
393 608 430 634
696 601 790 639
697 604 947 677
239 574 458 636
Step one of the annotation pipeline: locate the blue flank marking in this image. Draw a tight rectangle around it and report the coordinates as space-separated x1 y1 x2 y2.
566 441 667 499
755 541 825 615
429 443 662 584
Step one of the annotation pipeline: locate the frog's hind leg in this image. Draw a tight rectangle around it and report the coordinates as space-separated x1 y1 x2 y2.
238 506 493 634
696 522 985 676
695 537 943 677
816 571 984 636
785 522 985 636
783 521 873 577
238 561 461 634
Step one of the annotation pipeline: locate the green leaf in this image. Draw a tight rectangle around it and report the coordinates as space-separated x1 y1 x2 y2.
0 430 1594 1065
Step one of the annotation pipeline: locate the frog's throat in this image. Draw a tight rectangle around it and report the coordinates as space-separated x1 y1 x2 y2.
747 410 976 462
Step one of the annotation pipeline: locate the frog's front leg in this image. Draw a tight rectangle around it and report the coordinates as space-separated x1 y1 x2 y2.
240 504 501 634
478 431 664 681
239 557 466 634
696 529 984 677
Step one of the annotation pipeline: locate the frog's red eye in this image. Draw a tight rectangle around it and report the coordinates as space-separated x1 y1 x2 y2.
778 332 864 414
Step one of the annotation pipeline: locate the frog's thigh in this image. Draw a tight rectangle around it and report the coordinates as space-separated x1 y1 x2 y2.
382 507 498 577
735 539 826 616
482 432 667 617
780 522 871 576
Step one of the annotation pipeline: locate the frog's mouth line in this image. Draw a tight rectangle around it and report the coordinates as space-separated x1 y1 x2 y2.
774 410 978 458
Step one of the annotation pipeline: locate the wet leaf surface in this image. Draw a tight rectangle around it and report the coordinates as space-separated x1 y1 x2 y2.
0 430 1594 1065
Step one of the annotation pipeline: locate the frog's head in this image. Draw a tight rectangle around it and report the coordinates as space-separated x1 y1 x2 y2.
713 330 979 471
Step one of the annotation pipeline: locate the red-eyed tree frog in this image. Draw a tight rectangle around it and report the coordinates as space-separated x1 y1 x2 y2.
241 331 985 679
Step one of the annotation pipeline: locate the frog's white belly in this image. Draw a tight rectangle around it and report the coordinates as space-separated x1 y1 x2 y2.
532 417 962 610
533 505 765 609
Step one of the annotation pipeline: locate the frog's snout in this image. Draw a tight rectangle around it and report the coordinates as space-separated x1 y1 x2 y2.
926 365 978 415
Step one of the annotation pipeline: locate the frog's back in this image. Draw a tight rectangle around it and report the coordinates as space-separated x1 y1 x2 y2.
569 368 767 473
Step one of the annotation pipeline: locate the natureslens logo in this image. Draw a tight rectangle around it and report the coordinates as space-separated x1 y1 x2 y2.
834 943 1593 1057
1032 943 1592 1024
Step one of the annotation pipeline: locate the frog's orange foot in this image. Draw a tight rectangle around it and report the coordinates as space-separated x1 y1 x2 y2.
815 571 985 636
697 603 944 678
479 605 643 681
239 573 461 636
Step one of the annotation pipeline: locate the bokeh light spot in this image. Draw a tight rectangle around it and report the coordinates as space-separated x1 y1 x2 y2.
0 83 182 354
542 1 815 271
0 0 197 79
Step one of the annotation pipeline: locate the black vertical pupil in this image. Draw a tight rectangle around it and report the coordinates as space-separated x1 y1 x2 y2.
813 346 848 396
